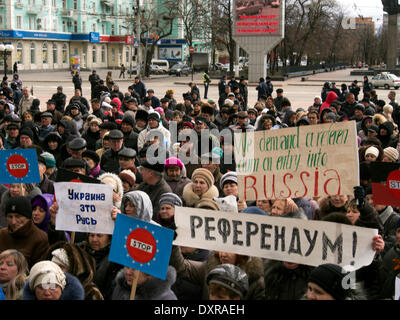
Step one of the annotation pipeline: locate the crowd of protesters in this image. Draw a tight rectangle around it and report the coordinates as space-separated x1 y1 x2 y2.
0 70 398 301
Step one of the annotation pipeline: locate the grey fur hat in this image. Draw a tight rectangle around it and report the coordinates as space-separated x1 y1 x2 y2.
206 263 249 299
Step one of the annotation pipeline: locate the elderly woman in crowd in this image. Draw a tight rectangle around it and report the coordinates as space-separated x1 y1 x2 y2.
182 168 219 207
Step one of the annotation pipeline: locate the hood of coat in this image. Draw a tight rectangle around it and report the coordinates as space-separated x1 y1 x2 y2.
98 172 124 207
121 190 153 222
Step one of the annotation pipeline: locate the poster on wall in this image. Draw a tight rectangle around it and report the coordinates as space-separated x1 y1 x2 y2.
234 0 282 37
158 47 182 61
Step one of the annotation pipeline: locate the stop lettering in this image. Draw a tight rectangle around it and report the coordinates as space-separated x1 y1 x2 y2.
126 228 156 263
7 154 29 178
387 170 400 199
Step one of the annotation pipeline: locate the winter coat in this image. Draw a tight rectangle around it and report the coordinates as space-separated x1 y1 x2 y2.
31 193 53 233
51 92 67 113
22 272 85 300
378 243 400 299
80 242 123 300
137 124 171 152
169 246 265 300
377 121 398 149
182 182 220 208
376 206 400 256
82 129 100 151
100 148 122 173
313 196 348 220
136 178 172 220
42 241 104 300
18 94 35 118
111 266 177 300
38 174 55 195
319 91 338 115
123 130 139 151
264 260 312 300
0 221 49 269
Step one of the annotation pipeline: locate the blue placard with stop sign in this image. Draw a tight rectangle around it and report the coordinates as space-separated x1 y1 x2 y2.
108 214 174 280
0 149 41 184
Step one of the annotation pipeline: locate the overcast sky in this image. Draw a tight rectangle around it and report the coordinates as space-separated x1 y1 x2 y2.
336 0 384 26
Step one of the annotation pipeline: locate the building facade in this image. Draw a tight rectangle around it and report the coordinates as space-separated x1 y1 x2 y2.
0 0 186 71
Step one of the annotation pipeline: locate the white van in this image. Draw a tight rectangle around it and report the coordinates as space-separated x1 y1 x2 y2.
151 59 169 73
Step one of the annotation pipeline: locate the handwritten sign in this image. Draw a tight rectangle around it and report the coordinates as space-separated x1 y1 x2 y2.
174 207 377 271
54 182 114 234
108 214 174 280
234 121 359 201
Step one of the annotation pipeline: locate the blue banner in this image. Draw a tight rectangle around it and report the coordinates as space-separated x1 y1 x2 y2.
108 214 174 280
0 284 5 300
0 149 40 184
0 30 95 42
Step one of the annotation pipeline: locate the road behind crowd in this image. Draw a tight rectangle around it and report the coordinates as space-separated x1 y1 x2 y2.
16 68 386 112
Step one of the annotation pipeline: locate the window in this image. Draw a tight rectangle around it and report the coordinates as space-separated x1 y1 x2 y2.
73 21 77 33
102 24 105 34
73 0 77 10
16 43 23 63
111 48 115 61
62 21 66 32
30 43 36 64
42 43 48 63
82 21 86 33
53 43 57 63
93 23 96 32
52 19 57 31
62 44 67 63
111 24 115 35
0 16 3 28
62 0 66 9
101 45 105 63
52 0 56 7
29 17 35 30
92 45 96 63
16 16 22 29
126 47 129 63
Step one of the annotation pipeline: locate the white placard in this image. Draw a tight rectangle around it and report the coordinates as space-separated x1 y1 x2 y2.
174 207 377 270
55 182 115 234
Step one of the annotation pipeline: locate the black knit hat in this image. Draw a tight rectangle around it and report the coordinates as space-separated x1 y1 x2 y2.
82 150 100 165
6 196 32 219
141 160 164 173
19 127 34 140
308 264 350 300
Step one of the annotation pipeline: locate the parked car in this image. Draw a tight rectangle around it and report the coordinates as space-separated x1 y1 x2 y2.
127 65 141 75
371 72 400 90
150 64 165 75
237 1 264 15
169 63 192 76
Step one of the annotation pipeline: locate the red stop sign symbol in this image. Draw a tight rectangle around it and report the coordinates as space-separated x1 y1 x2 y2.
7 154 29 178
387 170 400 199
126 228 156 263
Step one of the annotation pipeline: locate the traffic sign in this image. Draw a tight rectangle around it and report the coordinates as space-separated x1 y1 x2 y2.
0 149 40 183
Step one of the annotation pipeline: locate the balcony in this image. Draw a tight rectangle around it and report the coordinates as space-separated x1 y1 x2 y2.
15 1 24 8
27 5 42 14
101 0 113 7
61 9 75 18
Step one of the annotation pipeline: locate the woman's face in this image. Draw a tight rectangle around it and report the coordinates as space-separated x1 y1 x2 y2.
47 140 57 150
83 157 96 170
263 119 273 130
330 195 348 208
270 200 286 216
35 284 63 300
124 200 136 217
223 182 238 197
0 256 18 283
218 252 237 265
57 126 65 135
90 123 99 132
88 233 111 251
24 113 33 121
9 184 21 197
159 204 175 220
256 200 271 213
193 177 208 196
32 205 47 225
346 207 360 225
307 282 335 300
365 153 377 162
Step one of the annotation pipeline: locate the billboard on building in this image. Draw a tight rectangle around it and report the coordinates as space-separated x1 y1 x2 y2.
234 0 282 37
158 47 183 61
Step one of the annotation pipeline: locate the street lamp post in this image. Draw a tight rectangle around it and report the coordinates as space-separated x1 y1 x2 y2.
0 44 14 78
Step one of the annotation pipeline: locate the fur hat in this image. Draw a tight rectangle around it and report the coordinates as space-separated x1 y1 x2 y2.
206 264 249 299
51 248 70 271
119 169 136 187
164 157 184 170
383 147 399 162
28 261 66 291
191 168 215 188
195 198 220 211
220 171 238 189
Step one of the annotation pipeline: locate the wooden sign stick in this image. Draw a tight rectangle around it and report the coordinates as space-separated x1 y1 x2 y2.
129 269 140 300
